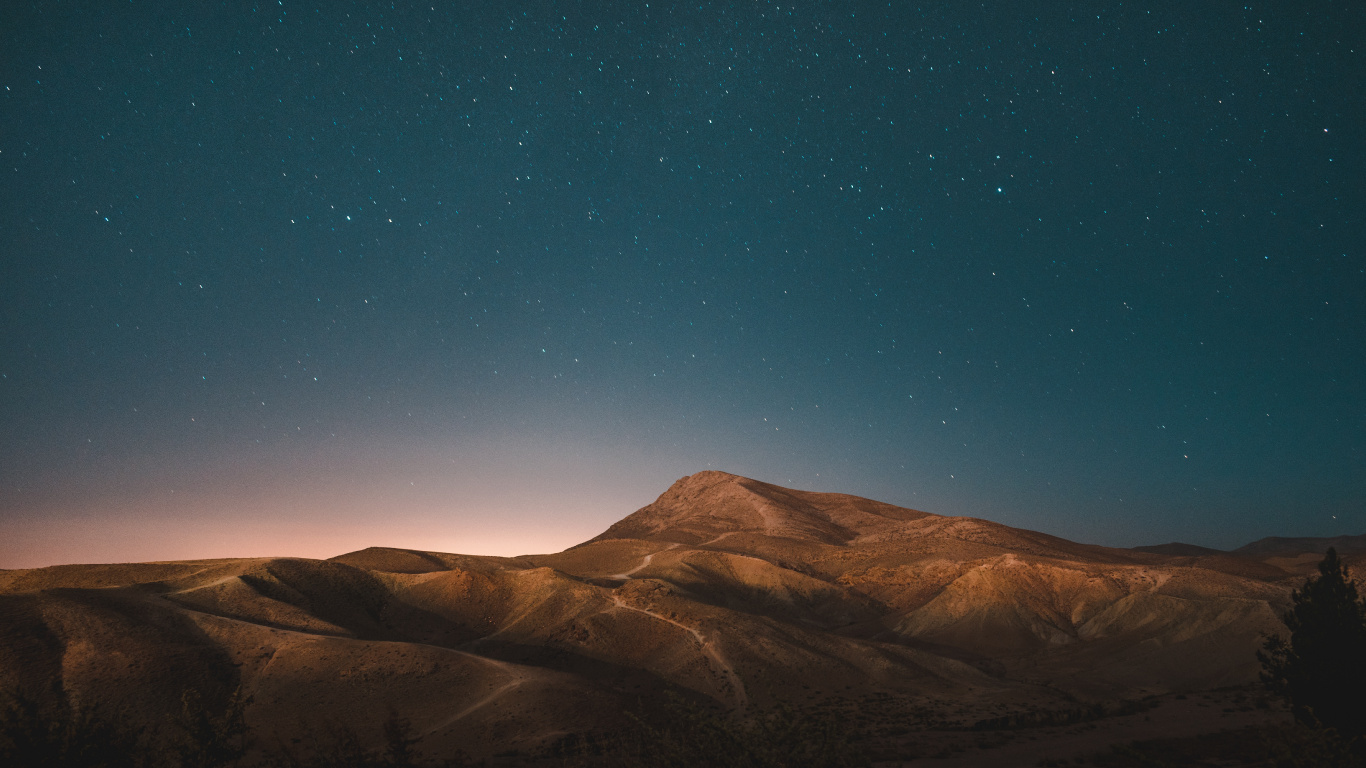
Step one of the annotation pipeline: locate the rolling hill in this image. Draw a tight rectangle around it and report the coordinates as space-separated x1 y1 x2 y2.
0 470 1349 765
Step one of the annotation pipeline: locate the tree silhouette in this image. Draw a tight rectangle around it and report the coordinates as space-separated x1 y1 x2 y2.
175 688 251 768
1259 547 1366 744
0 688 147 768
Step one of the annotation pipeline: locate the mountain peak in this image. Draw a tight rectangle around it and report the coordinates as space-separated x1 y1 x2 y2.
588 471 932 546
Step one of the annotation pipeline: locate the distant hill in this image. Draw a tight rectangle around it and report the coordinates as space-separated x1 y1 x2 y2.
1232 534 1366 559
1133 542 1226 557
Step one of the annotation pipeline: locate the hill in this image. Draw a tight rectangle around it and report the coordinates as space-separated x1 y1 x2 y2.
1232 533 1366 559
0 471 1328 765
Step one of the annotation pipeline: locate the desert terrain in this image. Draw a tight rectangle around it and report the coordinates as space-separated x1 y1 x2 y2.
2 471 1359 765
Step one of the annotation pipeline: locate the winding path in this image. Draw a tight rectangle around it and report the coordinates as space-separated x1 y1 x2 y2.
420 665 530 736
152 591 532 736
165 574 245 595
607 542 680 580
608 593 748 710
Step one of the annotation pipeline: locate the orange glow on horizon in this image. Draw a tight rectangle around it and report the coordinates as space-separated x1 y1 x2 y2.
0 434 698 569
1 506 611 569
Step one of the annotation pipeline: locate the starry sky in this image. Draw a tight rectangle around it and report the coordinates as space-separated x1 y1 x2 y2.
3 2 1363 568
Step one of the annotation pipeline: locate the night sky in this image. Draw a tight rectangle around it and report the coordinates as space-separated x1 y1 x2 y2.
3 2 1363 568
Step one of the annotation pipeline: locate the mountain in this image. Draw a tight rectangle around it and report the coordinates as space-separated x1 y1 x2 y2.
0 471 1327 765
587 471 932 545
1224 534 1366 580
1132 542 1225 557
1233 533 1366 559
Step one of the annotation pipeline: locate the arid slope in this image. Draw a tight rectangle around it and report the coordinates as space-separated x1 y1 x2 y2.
0 470 1336 762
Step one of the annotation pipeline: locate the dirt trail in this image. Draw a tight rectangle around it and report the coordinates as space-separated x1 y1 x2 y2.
165 575 243 595
608 543 680 580
609 593 748 710
149 591 533 732
420 667 529 736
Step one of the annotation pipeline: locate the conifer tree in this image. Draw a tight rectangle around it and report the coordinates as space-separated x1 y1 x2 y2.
1259 547 1366 743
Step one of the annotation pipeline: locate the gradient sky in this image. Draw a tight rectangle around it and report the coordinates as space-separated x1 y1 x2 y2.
3 2 1363 568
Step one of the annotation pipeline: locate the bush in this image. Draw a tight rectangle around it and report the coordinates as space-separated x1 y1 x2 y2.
175 688 251 768
617 694 868 768
0 688 148 768
263 710 465 768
